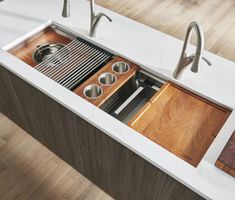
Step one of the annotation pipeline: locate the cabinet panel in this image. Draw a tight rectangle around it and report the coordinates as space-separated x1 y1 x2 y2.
0 66 83 171
159 175 204 200
74 118 165 200
0 66 27 129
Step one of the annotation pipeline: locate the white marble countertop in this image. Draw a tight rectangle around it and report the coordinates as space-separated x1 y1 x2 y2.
0 0 235 199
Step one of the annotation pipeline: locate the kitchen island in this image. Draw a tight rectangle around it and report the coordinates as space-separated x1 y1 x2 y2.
0 0 235 199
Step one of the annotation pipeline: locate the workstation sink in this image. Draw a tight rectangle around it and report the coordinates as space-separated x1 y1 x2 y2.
3 21 231 168
100 69 231 167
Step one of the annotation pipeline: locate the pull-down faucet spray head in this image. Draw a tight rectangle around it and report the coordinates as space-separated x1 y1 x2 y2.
62 0 70 18
173 21 211 79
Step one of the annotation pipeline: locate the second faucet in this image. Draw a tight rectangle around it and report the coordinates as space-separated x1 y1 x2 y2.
62 0 112 37
173 21 211 79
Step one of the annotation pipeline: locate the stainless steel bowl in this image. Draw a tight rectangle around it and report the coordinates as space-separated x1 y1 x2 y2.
33 43 68 63
83 84 103 99
98 72 117 85
112 62 130 74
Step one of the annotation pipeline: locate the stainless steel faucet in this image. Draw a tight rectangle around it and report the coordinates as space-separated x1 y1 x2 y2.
173 21 211 79
89 0 112 37
62 0 112 37
62 0 70 18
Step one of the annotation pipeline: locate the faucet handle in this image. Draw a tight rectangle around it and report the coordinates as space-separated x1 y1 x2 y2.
96 12 112 22
173 53 211 79
90 12 112 37
189 54 212 66
202 56 212 66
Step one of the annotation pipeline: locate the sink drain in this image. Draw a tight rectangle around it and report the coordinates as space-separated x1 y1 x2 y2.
33 43 70 64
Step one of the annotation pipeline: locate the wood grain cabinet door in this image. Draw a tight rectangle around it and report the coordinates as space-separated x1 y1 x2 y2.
159 175 204 200
0 66 28 129
73 117 167 200
0 65 83 172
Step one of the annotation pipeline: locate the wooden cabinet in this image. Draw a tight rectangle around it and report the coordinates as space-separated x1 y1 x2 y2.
0 65 205 200
73 117 167 200
129 82 231 167
0 67 28 129
0 65 83 172
159 175 204 200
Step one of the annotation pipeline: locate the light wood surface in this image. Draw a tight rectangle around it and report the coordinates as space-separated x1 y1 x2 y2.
96 0 235 63
0 113 112 200
216 131 235 177
128 82 231 167
9 27 72 67
74 56 138 107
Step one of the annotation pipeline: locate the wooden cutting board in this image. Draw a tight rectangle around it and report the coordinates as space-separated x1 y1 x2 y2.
216 131 235 177
128 82 231 167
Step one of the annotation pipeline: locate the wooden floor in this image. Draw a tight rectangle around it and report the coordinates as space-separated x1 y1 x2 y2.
1 0 235 199
96 0 235 62
0 113 112 200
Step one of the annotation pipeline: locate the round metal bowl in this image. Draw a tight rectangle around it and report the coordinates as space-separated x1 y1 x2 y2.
33 43 68 63
98 72 117 86
83 84 103 99
112 62 130 74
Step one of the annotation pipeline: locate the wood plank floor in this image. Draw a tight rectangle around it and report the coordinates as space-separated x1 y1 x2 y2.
0 113 113 200
1 0 235 199
96 0 235 62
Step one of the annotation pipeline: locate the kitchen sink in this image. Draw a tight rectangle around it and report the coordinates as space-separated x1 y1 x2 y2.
4 22 113 90
2 21 231 167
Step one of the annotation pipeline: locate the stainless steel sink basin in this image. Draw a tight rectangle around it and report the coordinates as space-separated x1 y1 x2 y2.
101 70 165 123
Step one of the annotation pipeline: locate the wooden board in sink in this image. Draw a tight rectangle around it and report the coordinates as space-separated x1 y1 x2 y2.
128 82 231 167
216 131 235 177
8 27 72 67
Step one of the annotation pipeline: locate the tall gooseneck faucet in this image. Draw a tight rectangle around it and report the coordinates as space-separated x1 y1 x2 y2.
173 21 211 79
62 0 112 37
89 0 112 37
